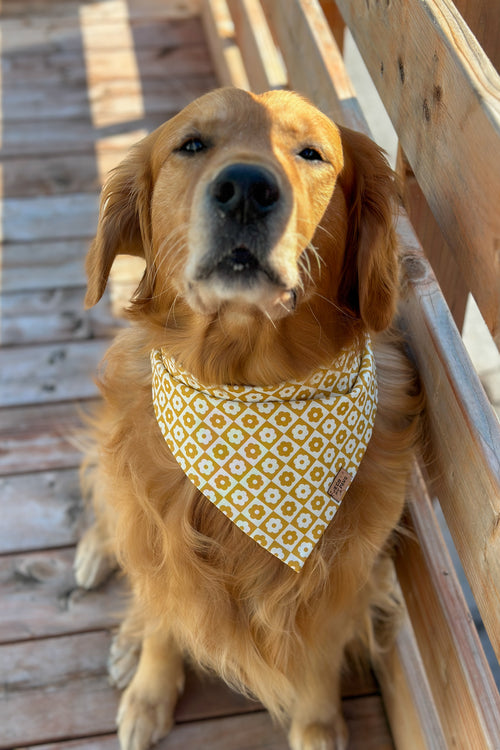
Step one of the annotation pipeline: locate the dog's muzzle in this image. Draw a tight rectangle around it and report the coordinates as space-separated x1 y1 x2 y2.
196 163 284 286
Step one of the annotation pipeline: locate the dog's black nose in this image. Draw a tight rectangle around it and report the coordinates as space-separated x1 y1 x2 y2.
210 164 280 223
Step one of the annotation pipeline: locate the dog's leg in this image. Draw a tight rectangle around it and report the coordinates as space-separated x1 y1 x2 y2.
117 630 185 750
74 519 117 589
74 451 118 589
109 621 142 690
288 693 348 750
287 649 348 750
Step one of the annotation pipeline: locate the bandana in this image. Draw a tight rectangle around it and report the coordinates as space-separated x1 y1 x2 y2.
151 338 377 572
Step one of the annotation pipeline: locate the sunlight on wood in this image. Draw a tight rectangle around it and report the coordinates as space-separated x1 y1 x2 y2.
109 255 146 318
93 129 148 186
79 0 145 128
79 1 148 316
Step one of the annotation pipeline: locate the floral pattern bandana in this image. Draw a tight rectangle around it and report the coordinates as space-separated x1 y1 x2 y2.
151 337 377 572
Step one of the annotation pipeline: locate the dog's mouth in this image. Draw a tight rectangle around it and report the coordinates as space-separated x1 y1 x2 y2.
185 244 298 318
195 245 282 287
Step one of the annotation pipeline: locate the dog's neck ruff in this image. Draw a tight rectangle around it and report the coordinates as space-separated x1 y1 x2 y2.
151 338 377 572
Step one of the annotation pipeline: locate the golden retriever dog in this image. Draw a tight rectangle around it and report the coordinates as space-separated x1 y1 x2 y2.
75 88 422 750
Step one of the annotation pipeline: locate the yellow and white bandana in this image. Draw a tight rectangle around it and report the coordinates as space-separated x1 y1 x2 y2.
151 338 377 572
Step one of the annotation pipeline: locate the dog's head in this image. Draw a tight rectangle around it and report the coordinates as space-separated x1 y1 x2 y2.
85 88 398 337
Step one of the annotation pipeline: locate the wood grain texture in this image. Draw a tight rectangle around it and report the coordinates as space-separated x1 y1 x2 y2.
0 402 93 475
201 0 250 88
0 554 123 641
2 45 212 88
396 146 468 331
395 464 500 748
1 339 108 407
397 217 500 662
227 0 287 92
1 288 123 346
0 240 89 293
0 625 390 749
1 194 99 243
1 15 207 56
0 470 84 553
260 0 366 131
454 0 500 72
335 0 500 339
377 605 447 750
0 0 203 21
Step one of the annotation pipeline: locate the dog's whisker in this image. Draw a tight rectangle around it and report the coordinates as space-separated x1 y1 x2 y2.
306 303 323 343
264 310 278 330
315 223 335 242
165 293 180 327
311 291 357 320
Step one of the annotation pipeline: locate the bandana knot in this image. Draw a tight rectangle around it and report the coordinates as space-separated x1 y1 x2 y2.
151 338 377 572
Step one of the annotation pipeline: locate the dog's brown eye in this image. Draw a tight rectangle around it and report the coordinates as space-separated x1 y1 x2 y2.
299 147 323 161
179 137 206 154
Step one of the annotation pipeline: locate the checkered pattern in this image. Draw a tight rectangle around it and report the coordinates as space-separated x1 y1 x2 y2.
151 338 377 572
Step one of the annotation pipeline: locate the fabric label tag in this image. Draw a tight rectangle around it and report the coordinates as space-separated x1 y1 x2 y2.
328 468 352 503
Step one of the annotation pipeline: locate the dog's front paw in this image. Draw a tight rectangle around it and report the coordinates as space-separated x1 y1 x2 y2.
74 524 117 589
109 629 141 689
117 684 175 750
289 719 348 750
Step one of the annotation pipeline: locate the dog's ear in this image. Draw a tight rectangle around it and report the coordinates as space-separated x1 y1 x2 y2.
84 136 155 309
337 126 399 332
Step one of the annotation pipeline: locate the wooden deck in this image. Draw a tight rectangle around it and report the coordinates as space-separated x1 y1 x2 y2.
0 1 393 748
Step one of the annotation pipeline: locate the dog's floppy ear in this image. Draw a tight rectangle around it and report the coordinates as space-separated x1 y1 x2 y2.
84 136 155 309
337 126 399 332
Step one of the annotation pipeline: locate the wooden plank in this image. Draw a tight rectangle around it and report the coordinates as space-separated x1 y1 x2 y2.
1 154 104 199
2 45 213 88
0 632 263 749
454 0 500 72
0 0 203 22
0 624 389 749
260 0 366 131
319 0 345 53
377 609 447 750
396 147 468 330
201 0 250 88
1 339 108 407
397 218 500 662
0 121 156 158
1 16 207 56
1 194 98 243
335 0 500 339
226 0 287 92
2 75 215 123
0 633 119 749
19 696 392 750
0 550 123 642
395 463 500 747
0 402 94 476
1 240 90 293
1 288 122 346
0 470 83 553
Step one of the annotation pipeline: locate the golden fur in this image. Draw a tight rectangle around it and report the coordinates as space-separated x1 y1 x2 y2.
75 88 422 750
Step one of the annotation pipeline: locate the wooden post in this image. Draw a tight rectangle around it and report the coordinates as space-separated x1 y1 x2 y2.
396 147 468 330
453 0 500 71
319 0 346 54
